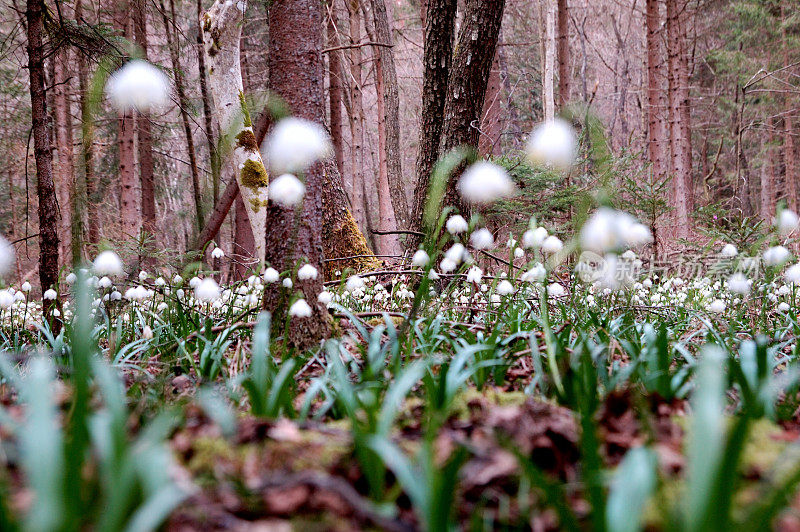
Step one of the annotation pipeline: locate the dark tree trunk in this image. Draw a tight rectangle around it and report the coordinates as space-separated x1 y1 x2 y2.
134 0 157 254
438 0 506 213
410 0 457 236
26 0 60 317
557 0 570 109
327 3 345 177
265 0 331 346
75 0 98 249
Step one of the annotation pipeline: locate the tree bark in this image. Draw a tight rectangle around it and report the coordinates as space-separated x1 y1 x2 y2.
646 0 669 240
196 0 221 208
556 0 570 109
265 0 331 346
52 31 75 265
783 2 799 212
438 0 506 213
75 0 98 249
543 0 556 122
202 0 268 262
362 0 401 255
478 46 503 157
327 5 346 177
410 0 457 236
26 0 60 316
762 120 776 222
345 0 367 232
134 0 157 256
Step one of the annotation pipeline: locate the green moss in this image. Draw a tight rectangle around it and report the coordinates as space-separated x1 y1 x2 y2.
240 159 268 190
202 13 212 33
235 129 258 152
248 197 268 213
238 91 252 128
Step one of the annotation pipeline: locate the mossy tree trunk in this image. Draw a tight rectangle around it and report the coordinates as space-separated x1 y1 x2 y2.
202 0 267 262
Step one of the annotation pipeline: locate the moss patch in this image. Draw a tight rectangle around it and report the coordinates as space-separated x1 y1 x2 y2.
240 159 268 190
249 197 268 213
235 129 258 152
238 91 252 127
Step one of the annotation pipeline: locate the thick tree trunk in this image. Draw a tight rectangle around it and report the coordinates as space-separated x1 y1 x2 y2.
557 0 570 109
134 0 157 255
202 0 268 262
438 0 506 212
52 39 75 265
163 0 204 235
646 0 669 245
265 0 331 346
345 0 367 232
362 0 401 255
233 194 255 279
197 0 221 207
479 46 503 157
410 0 457 236
666 0 692 237
327 5 345 177
26 0 60 316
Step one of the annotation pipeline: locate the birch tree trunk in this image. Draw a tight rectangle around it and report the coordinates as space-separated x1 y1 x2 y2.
543 0 556 123
202 0 268 262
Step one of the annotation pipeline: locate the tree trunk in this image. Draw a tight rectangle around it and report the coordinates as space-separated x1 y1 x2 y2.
362 0 401 255
410 0 457 236
646 0 668 248
543 0 556 122
197 0 221 208
438 0 506 213
367 0 408 230
556 0 570 109
52 34 75 265
762 120 776 222
345 0 367 232
134 0 157 257
265 0 331 346
26 0 60 316
327 5 345 177
202 0 268 262
163 0 204 235
233 194 255 279
783 2 799 212
666 0 692 237
76 0 98 249
479 46 503 157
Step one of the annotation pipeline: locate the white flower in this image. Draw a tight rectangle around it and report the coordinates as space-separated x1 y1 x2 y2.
727 273 751 295
523 227 549 249
189 277 201 288
93 251 124 276
0 238 14 276
110 290 122 301
720 243 738 257
470 228 494 250
318 291 333 305
525 118 577 170
0 290 13 310
440 258 457 273
521 263 547 283
548 283 567 299
707 299 726 314
776 209 800 236
138 271 148 282
428 270 440 280
98 276 112 289
172 274 183 284
466 266 483 284
282 278 293 289
289 298 313 318
263 267 280 283
43 289 57 300
541 236 563 254
297 264 319 281
269 173 306 208
779 301 791 312
457 161 515 204
514 247 525 258
106 60 170 113
155 277 166 287
195 278 221 302
20 282 31 293
412 250 430 267
624 223 653 248
445 243 466 265
265 118 332 174
211 247 225 259
142 325 154 340
346 276 365 291
580 208 647 253
66 272 77 285
621 250 637 260
786 264 800 284
446 215 469 235
764 245 792 267
496 280 514 295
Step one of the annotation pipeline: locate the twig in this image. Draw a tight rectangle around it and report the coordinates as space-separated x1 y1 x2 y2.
322 41 393 53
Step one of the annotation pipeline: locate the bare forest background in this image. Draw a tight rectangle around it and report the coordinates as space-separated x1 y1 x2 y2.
0 0 796 288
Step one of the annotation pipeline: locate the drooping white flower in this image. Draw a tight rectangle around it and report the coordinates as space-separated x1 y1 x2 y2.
189 277 201 288
282 278 293 289
525 118 578 170
727 273 751 295
466 266 483 284
547 282 567 299
43 289 57 300
155 277 166 287
778 301 791 312
470 228 494 250
444 243 466 265
520 263 547 283
20 281 31 293
346 276 365 291
621 250 637 260
776 209 800 236
707 299 726 314
720 243 738 257
623 223 653 248
318 291 333 305
0 237 14 276
106 60 170 113
138 271 148 282
764 245 791 267
523 227 548 249
269 174 306 208
580 208 650 253
98 276 112 289
93 251 124 277
439 258 457 273
297 264 319 281
172 274 183 284
0 291 13 310
211 247 225 259
446 215 469 235
496 280 514 295
195 278 221 302
457 161 515 204
66 272 77 285
428 270 440 280
541 235 563 255
412 249 430 267
786 264 800 284
263 267 280 283
265 117 333 174
289 298 313 318
142 325 154 340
